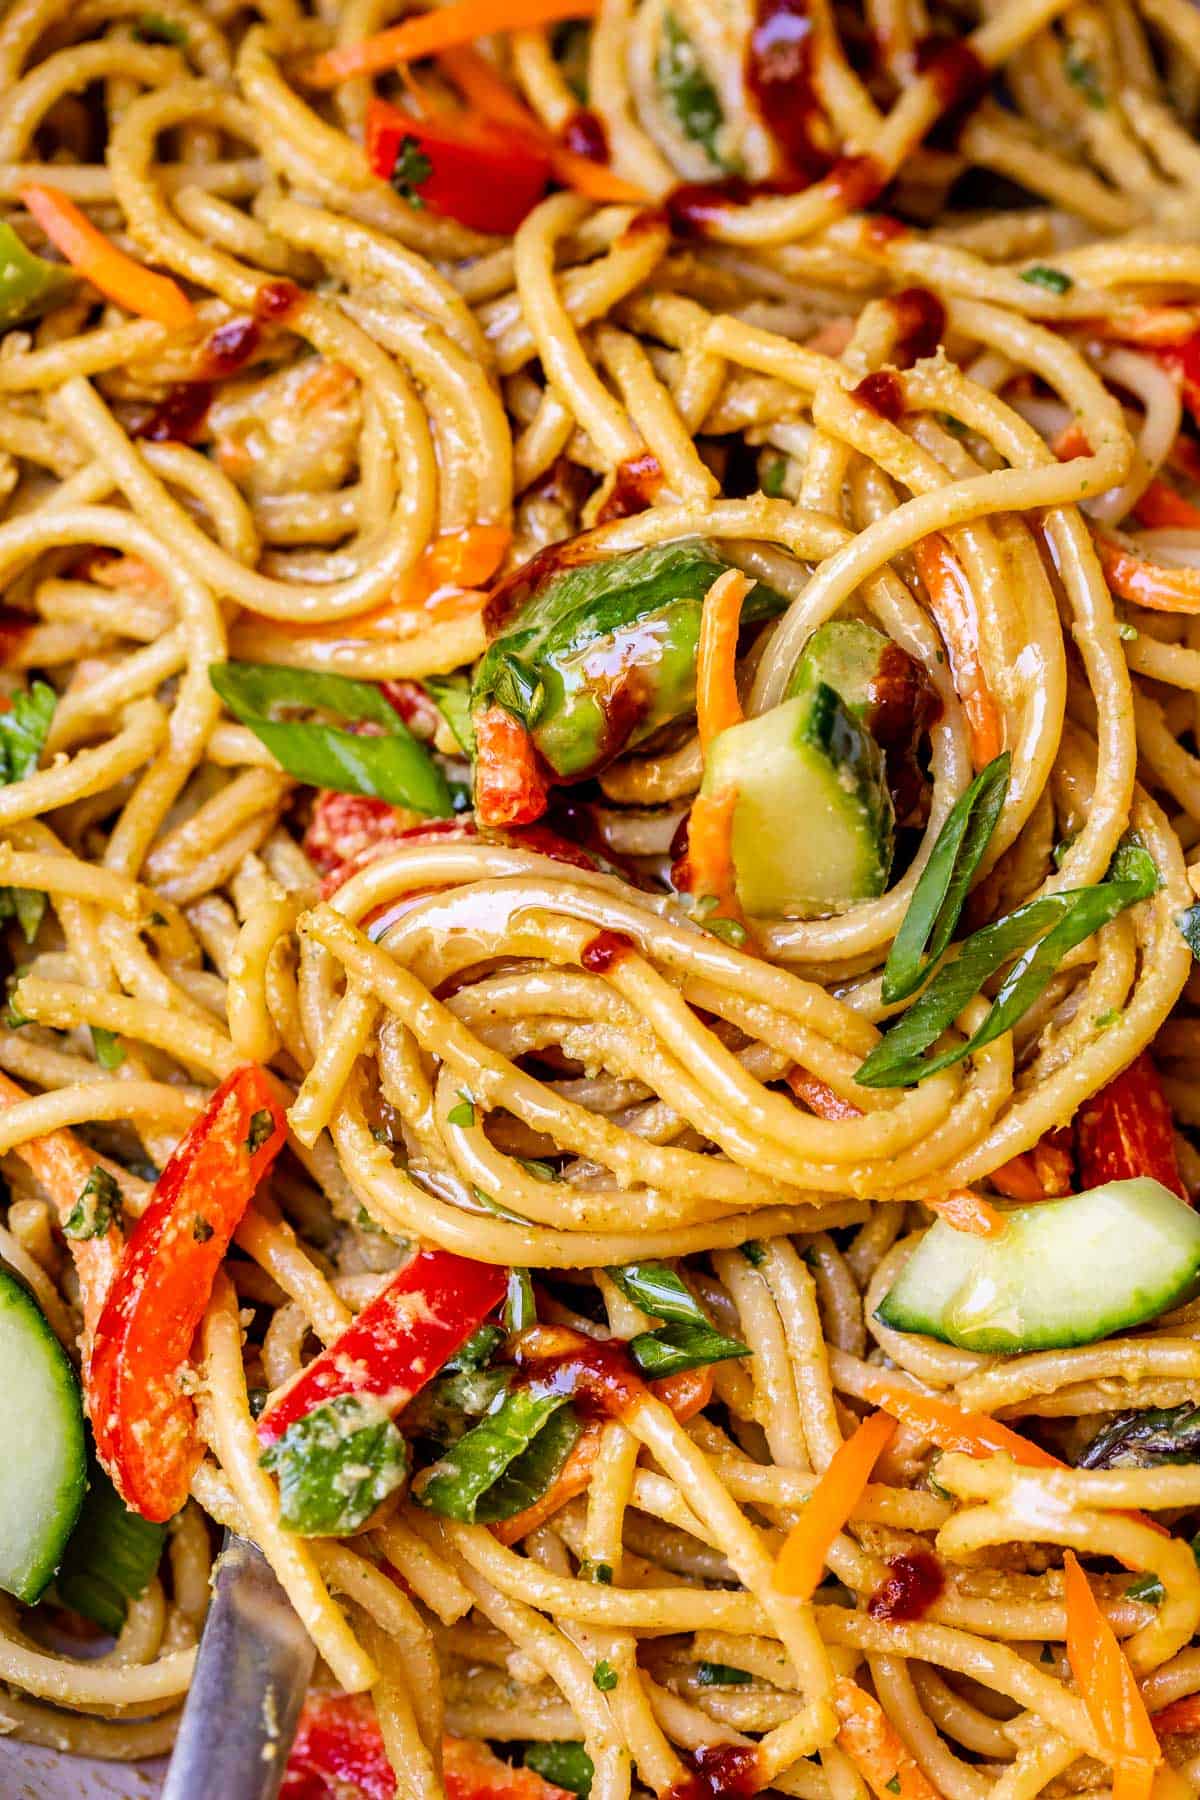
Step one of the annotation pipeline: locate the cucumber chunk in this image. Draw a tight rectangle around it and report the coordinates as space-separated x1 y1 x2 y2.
785 618 893 715
877 1178 1200 1353
0 1263 86 1601
702 681 893 917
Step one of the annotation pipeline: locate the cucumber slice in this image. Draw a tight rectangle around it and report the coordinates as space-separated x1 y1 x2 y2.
702 681 893 916
0 1263 86 1601
785 619 893 716
877 1178 1200 1353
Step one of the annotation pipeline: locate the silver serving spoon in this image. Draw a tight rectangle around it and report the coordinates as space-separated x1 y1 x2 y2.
162 1533 315 1800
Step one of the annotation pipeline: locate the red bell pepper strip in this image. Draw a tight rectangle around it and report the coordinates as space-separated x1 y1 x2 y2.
283 1698 574 1800
1076 1053 1187 1201
472 703 550 827
366 98 549 235
258 1248 507 1445
88 1065 287 1521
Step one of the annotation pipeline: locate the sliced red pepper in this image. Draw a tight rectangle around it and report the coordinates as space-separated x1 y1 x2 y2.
472 703 550 827
283 1700 573 1800
365 98 549 234
282 1694 394 1800
1076 1053 1187 1201
786 1068 864 1122
1154 334 1200 427
88 1066 287 1521
258 1248 507 1445
989 1128 1074 1201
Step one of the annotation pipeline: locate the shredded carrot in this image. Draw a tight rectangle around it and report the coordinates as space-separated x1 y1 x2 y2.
306 0 600 88
775 1412 897 1598
436 48 649 207
294 359 358 410
786 1068 864 1121
989 1132 1074 1201
1063 1551 1160 1800
1151 1696 1200 1738
856 1366 1063 1468
0 1069 125 1341
682 783 747 936
1131 479 1200 530
20 183 194 331
493 1363 711 1545
926 1189 1006 1238
832 1676 942 1800
696 567 752 756
912 532 1004 769
1094 534 1200 614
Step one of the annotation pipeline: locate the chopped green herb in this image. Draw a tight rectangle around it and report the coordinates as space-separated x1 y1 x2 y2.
1125 1572 1165 1606
90 1027 125 1070
414 1384 579 1522
516 1156 560 1182
260 1394 408 1536
1118 622 1138 641
1020 265 1073 295
593 1659 618 1691
886 1778 901 1794
762 456 788 498
135 12 188 43
448 1090 476 1129
4 993 28 1029
1177 903 1200 960
937 413 968 437
695 1661 753 1686
191 1214 214 1243
0 684 55 939
658 12 728 168
356 1204 383 1234
245 1108 275 1154
580 1558 613 1583
1064 47 1105 107
1093 1008 1121 1031
741 1240 766 1266
209 663 452 816
504 1267 537 1334
523 1743 593 1797
64 1166 122 1240
628 1319 749 1379
391 135 434 207
54 1451 166 1633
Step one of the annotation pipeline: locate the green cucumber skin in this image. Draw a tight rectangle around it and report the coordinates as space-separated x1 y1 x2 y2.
877 1178 1200 1354
785 619 893 718
0 1265 86 1602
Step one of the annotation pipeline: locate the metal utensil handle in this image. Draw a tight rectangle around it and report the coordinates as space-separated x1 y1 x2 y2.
162 1533 316 1800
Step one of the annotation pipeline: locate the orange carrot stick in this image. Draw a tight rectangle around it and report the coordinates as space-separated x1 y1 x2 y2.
21 184 194 331
681 784 746 931
989 1131 1074 1201
307 0 600 88
926 1189 1006 1238
696 567 752 756
775 1412 897 1598
0 1069 126 1343
912 532 1004 769
1094 534 1200 614
833 1676 941 1800
1064 1551 1160 1800
855 1366 1063 1468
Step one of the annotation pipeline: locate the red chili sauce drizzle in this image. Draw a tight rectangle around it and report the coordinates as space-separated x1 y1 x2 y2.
594 451 664 524
827 152 886 211
131 382 213 443
201 315 261 377
664 1743 763 1800
746 0 832 182
852 368 905 421
253 278 302 323
483 536 600 636
515 1325 644 1421
868 642 943 827
580 929 634 974
562 107 609 163
915 34 989 147
0 605 32 665
862 212 909 250
890 287 946 366
867 1550 945 1623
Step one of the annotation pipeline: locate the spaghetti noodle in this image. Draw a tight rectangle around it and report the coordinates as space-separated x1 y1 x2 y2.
0 1 1197 1798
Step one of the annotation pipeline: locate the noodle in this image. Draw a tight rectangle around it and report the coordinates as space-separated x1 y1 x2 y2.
0 0 1197 1793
